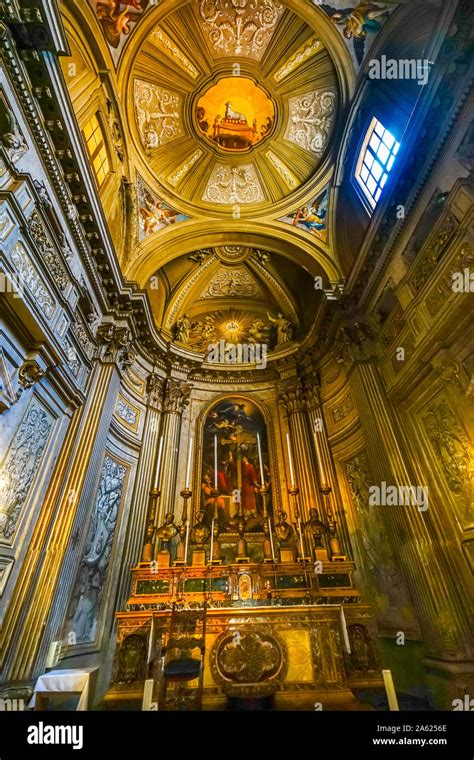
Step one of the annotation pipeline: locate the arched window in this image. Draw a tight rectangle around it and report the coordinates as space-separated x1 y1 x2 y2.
83 113 110 187
355 117 400 212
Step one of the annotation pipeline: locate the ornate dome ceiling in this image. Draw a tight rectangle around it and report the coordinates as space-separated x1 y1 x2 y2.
127 0 340 216
62 0 360 366
146 244 320 358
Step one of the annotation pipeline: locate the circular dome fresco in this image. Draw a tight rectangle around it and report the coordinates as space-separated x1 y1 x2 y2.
127 0 340 215
195 77 275 152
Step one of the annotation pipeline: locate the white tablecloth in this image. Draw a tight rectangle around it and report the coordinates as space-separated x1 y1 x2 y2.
28 668 97 711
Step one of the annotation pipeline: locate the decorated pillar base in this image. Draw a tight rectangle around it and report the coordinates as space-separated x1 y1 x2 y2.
192 550 206 566
263 538 273 561
315 548 329 561
279 548 294 563
156 551 171 568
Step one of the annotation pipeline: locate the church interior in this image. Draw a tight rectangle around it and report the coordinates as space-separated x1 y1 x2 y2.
0 0 472 713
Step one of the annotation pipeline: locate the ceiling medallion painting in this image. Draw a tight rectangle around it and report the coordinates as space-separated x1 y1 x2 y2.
198 0 284 59
319 1 396 67
279 186 328 242
134 80 182 150
203 163 265 204
284 90 337 155
196 78 274 152
137 176 188 239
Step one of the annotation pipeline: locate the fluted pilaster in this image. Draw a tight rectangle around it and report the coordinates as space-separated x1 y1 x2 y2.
1 358 117 682
155 379 192 525
350 360 472 660
304 374 351 557
278 380 319 522
115 372 165 604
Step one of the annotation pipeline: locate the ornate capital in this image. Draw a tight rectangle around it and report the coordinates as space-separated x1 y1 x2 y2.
163 378 192 414
278 379 305 414
146 373 165 410
97 323 133 368
302 371 321 411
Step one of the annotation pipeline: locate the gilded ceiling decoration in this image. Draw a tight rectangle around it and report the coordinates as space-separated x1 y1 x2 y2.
320 1 396 67
197 0 284 59
134 80 182 150
202 163 265 204
149 27 200 79
284 90 337 155
137 176 188 239
126 2 339 213
196 78 274 152
166 149 204 188
173 307 294 352
265 150 299 190
198 267 263 299
273 35 323 82
279 186 328 242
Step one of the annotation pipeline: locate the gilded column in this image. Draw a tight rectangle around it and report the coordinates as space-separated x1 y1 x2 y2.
155 378 192 527
116 372 165 603
278 379 319 523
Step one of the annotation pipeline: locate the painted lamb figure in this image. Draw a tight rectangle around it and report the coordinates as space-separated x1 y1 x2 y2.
224 102 247 122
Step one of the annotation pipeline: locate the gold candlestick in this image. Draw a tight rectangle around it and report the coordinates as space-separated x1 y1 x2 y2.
141 488 161 562
261 484 273 561
320 484 346 560
175 488 192 565
210 488 221 562
289 485 309 587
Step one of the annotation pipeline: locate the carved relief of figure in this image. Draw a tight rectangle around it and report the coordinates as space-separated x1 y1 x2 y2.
174 313 192 344
267 312 293 344
66 457 125 643
347 624 377 671
115 634 147 683
0 94 28 164
248 319 269 344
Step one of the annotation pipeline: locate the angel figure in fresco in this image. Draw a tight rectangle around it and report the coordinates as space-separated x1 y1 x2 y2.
292 193 327 238
321 3 392 64
94 1 148 49
140 191 179 236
